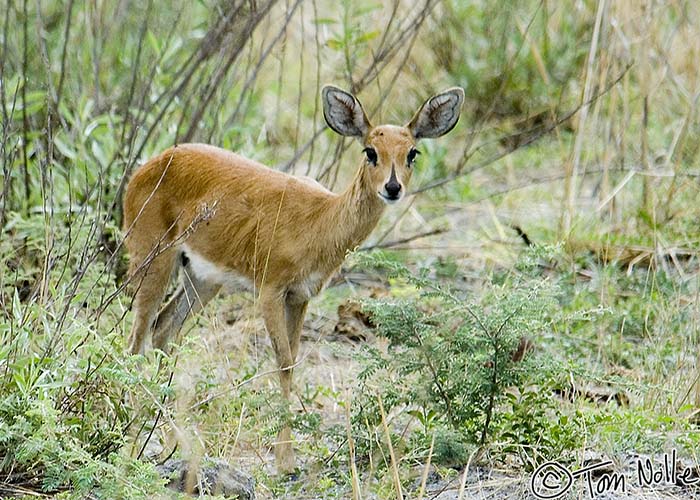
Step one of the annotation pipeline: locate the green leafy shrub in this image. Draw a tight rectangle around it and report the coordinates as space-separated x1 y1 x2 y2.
0 212 173 497
497 389 584 469
350 248 564 467
0 322 172 497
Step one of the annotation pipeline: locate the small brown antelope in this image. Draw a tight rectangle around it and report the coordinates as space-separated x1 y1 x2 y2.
123 85 463 472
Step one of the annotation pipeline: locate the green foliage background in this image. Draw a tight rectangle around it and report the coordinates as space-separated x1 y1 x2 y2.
1 0 700 498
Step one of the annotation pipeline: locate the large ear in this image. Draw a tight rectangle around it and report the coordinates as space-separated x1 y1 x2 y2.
407 87 464 139
322 85 371 138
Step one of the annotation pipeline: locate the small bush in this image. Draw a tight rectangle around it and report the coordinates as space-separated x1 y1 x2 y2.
0 312 171 497
0 211 173 497
350 247 565 467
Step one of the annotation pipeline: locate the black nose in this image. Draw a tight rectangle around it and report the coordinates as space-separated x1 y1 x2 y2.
385 181 401 198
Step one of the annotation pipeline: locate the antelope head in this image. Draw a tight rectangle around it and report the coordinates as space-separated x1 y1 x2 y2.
322 85 465 204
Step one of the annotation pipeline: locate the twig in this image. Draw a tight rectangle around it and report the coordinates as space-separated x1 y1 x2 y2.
345 390 362 500
360 228 446 251
137 370 174 460
512 226 532 246
21 0 30 212
54 0 75 114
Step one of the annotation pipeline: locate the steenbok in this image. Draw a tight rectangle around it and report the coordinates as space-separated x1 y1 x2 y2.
123 85 463 472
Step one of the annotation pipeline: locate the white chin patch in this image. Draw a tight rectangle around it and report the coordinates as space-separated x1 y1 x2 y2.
378 192 401 205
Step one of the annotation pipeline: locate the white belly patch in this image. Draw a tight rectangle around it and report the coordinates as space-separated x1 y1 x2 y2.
182 245 252 292
290 271 327 300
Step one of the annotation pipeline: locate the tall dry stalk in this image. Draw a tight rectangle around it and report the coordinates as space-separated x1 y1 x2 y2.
560 0 606 237
378 394 403 500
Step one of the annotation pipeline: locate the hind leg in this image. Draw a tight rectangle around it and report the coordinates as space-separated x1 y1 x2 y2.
127 248 177 355
152 256 221 351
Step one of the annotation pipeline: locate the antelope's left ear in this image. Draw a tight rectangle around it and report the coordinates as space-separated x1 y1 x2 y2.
407 87 464 140
322 85 372 139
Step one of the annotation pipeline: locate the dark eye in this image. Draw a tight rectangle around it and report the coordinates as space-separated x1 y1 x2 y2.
363 147 378 165
407 148 420 166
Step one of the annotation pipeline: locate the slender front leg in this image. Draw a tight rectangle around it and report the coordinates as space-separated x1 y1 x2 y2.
260 289 296 473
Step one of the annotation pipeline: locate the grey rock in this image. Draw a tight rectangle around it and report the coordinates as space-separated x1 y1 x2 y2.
139 434 164 461
157 458 255 499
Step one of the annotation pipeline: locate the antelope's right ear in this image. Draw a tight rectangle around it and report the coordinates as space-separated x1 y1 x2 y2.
322 85 371 138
